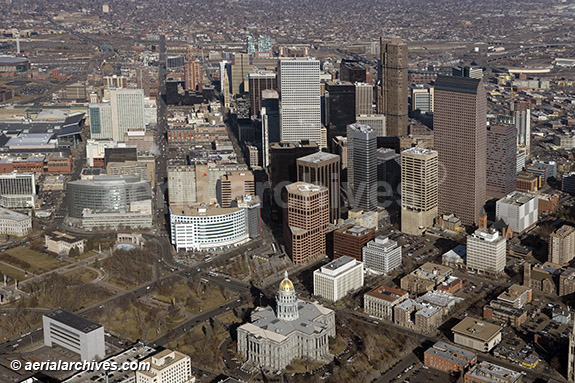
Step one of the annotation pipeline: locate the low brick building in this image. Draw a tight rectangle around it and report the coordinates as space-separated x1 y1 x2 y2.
538 193 559 215
424 341 477 373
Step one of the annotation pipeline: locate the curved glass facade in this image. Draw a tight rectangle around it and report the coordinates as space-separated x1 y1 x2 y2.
66 175 151 218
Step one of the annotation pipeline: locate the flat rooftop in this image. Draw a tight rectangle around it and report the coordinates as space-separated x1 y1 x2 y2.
297 151 339 163
452 317 501 342
170 203 241 217
432 341 476 360
44 309 102 334
366 285 408 302
467 361 522 383
498 191 535 206
0 206 29 222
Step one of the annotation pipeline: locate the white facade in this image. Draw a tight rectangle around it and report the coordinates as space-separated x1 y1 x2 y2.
110 88 146 141
356 114 386 137
170 206 249 251
45 233 86 256
466 228 507 275
313 256 364 302
136 349 192 383
355 83 374 115
496 192 538 233
0 172 36 208
411 87 434 112
362 236 402 274
43 309 105 361
0 207 31 236
237 273 336 372
89 103 113 140
516 148 526 173
279 58 322 143
516 108 531 149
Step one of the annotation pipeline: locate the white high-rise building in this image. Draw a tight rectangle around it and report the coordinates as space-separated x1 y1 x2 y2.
313 256 364 302
466 228 507 275
88 103 113 140
0 172 36 208
110 88 146 141
136 349 192 383
355 82 374 115
89 89 145 142
515 102 531 153
279 58 322 143
362 235 402 274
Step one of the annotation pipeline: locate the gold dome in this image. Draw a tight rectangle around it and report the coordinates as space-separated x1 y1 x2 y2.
279 271 294 292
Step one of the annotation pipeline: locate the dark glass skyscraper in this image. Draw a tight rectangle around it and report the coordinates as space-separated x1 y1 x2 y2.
347 124 377 212
434 75 486 226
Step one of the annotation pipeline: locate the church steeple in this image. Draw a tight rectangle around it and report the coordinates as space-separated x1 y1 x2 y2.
276 271 299 321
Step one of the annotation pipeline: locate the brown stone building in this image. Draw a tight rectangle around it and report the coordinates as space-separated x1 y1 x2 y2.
284 182 329 265
378 38 408 137
516 171 540 192
333 225 374 261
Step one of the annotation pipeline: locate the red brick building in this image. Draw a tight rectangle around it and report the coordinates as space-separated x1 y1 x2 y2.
424 341 477 373
333 225 375 261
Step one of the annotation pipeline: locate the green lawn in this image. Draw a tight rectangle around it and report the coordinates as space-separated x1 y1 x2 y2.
2 247 64 274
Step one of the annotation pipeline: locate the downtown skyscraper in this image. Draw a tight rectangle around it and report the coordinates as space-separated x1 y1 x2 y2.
486 124 517 198
279 58 322 145
378 37 408 137
347 123 377 212
434 76 486 226
401 148 438 235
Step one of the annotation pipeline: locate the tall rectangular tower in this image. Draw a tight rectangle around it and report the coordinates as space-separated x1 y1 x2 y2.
284 182 329 265
515 101 531 154
347 123 377 212
401 148 438 235
355 82 374 115
248 72 276 117
231 53 252 95
434 76 486 226
89 103 113 140
378 37 408 137
487 124 517 198
279 58 322 144
297 152 341 224
109 88 145 142
184 60 202 91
